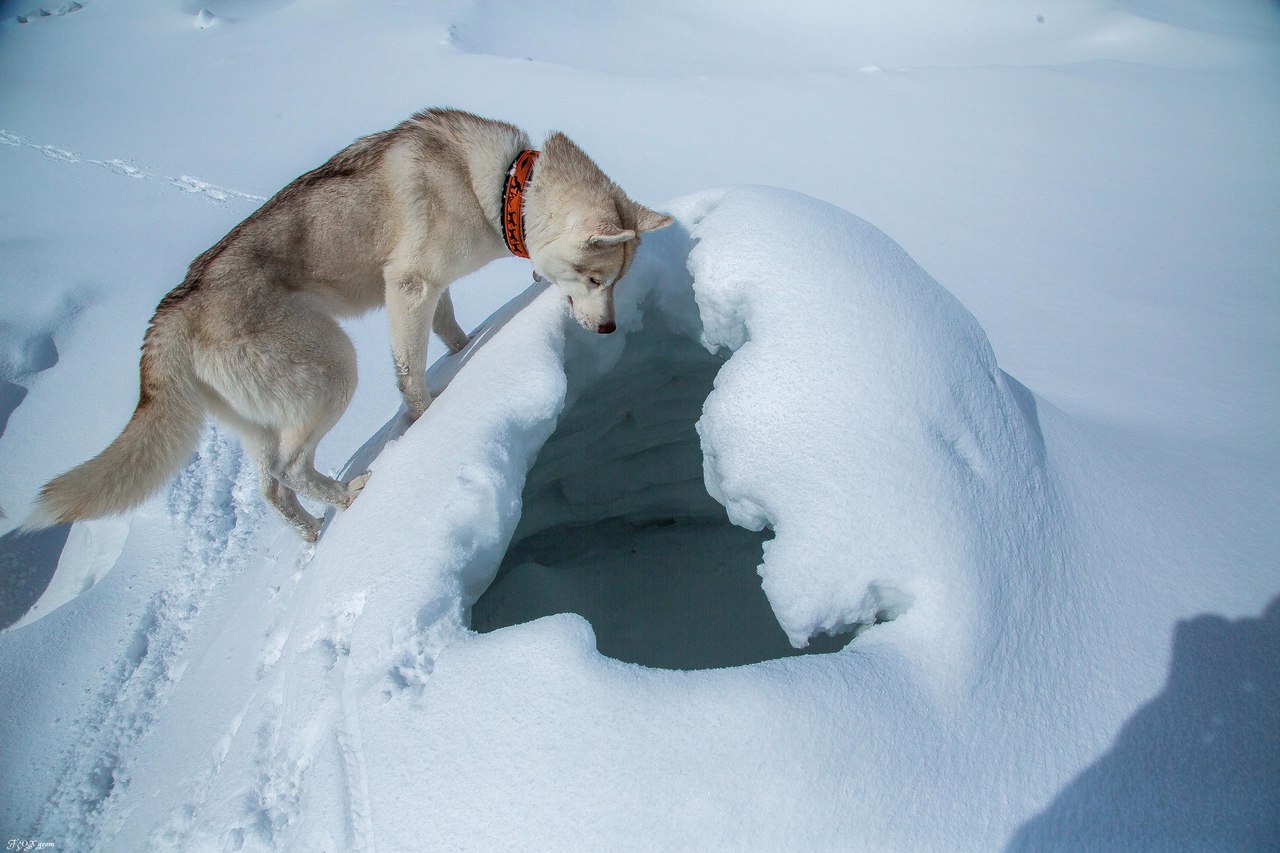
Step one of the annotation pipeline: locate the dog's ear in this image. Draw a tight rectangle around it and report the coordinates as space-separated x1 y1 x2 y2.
587 223 637 246
634 204 674 233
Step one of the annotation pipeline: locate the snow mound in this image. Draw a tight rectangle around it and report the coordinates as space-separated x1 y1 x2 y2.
680 187 1057 663
2 187 1088 849
295 185 1062 685
311 190 1090 850
310 183 1065 763
470 186 1057 674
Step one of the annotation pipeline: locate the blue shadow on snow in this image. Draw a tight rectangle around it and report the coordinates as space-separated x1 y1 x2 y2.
0 523 72 631
1008 596 1280 850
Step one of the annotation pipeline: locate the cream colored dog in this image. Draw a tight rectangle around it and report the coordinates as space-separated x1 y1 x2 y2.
28 108 672 540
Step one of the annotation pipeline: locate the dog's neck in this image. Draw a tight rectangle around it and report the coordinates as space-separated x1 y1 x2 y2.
463 134 531 251
499 149 539 258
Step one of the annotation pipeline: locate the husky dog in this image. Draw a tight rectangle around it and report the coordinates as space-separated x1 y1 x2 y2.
28 109 672 540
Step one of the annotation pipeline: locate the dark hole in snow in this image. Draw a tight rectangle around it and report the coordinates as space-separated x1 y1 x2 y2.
471 319 857 670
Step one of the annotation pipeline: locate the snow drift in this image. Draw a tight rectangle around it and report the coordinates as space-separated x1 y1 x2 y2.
1 186 1272 850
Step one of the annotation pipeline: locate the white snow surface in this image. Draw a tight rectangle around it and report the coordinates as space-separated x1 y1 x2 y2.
2 1 1278 851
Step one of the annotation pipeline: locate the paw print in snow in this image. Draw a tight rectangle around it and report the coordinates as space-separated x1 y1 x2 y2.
16 2 82 24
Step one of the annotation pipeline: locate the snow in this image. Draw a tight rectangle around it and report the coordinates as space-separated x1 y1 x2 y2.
2 1 1279 850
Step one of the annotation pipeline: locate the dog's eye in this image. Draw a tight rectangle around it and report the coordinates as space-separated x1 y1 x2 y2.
588 277 603 288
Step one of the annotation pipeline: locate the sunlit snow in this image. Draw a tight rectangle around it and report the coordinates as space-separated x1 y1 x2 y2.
1 1 1277 850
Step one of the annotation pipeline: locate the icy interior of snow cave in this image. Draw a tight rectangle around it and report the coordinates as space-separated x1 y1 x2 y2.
469 305 856 669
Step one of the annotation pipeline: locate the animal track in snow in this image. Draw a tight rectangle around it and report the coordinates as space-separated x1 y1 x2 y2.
13 2 82 24
33 429 265 848
97 158 146 179
0 129 265 207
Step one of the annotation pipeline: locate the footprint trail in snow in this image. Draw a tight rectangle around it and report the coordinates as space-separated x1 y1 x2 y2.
0 130 266 206
32 429 265 849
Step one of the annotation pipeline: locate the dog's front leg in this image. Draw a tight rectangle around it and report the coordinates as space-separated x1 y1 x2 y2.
433 289 471 354
385 271 442 421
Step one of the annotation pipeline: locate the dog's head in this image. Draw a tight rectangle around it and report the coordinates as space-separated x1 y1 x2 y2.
525 133 673 335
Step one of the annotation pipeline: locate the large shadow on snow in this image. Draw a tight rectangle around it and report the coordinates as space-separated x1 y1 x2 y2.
0 524 71 630
1008 596 1280 851
470 312 855 670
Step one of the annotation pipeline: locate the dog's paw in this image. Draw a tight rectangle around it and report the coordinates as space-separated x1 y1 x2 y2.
404 394 431 422
297 515 322 543
344 473 371 503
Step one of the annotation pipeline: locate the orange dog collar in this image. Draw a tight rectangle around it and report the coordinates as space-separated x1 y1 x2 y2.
502 149 539 258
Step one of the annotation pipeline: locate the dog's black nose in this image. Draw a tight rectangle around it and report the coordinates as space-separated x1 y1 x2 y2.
597 321 616 335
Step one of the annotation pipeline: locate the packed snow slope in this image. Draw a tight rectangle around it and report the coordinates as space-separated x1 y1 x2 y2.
2 0 1278 850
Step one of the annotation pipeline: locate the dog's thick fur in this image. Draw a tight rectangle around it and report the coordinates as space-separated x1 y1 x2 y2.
28 109 672 540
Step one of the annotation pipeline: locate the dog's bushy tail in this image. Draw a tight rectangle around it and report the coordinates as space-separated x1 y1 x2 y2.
25 314 204 529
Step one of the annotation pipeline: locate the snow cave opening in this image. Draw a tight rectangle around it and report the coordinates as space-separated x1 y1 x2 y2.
470 315 856 670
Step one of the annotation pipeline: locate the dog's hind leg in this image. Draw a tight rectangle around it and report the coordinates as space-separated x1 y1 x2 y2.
196 294 365 520
264 357 366 511
433 289 470 354
264 471 323 541
252 441 322 541
252 427 368 540
203 394 323 539
270 423 362 510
